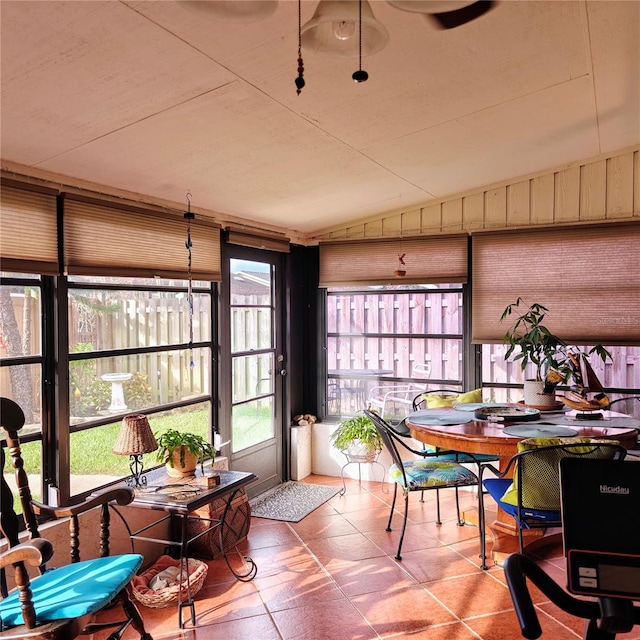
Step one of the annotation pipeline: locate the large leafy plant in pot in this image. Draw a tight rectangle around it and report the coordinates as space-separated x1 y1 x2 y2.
156 429 215 477
500 298 611 406
330 413 383 463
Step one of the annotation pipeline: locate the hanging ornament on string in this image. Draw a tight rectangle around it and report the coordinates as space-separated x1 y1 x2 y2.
394 253 407 278
295 0 305 94
184 192 195 370
352 0 369 83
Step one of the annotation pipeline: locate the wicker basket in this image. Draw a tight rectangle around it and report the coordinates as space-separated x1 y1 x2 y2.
131 555 208 609
173 487 251 559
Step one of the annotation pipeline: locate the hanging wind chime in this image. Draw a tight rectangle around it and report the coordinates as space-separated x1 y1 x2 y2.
295 0 305 94
184 192 195 371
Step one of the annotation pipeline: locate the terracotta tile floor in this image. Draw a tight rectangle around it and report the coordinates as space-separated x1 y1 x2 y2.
93 475 640 640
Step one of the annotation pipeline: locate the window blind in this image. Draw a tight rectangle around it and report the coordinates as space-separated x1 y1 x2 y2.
0 182 59 275
63 196 221 281
226 227 290 253
471 223 640 345
319 235 468 287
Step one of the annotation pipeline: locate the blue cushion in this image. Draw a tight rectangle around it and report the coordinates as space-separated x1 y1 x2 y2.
436 452 498 464
483 478 560 528
389 459 477 490
0 553 143 628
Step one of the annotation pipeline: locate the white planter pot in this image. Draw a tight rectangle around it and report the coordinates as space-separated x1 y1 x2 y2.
345 440 379 463
523 380 557 407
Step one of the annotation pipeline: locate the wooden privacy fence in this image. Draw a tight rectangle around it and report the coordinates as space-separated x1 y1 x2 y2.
326 290 640 417
327 291 464 381
69 295 273 408
70 296 210 406
66 291 639 412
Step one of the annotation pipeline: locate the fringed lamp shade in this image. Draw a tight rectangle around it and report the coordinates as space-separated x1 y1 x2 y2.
113 414 158 487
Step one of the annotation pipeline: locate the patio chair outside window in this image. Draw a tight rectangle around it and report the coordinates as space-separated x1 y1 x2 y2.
367 384 425 421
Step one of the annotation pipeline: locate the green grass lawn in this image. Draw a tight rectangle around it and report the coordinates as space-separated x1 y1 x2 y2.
6 403 275 498
10 409 209 478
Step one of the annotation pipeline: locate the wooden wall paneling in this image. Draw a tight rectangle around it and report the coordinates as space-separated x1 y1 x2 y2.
421 202 441 232
462 192 484 231
606 151 634 217
484 187 507 226
347 223 367 238
315 148 638 242
400 208 421 234
506 180 530 226
382 213 403 237
554 165 580 221
441 198 463 232
530 173 554 224
579 158 607 220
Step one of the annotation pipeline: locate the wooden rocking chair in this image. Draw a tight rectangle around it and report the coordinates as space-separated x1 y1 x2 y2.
0 397 152 640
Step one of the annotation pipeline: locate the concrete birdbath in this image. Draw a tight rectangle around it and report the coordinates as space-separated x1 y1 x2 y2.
101 372 132 413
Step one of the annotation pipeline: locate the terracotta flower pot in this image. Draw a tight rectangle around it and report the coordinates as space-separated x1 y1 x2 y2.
166 446 198 477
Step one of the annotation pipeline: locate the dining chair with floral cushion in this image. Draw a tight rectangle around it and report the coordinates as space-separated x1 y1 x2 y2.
365 409 481 561
410 389 500 525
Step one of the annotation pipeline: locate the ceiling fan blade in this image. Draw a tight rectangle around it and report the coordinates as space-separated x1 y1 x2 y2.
430 0 495 29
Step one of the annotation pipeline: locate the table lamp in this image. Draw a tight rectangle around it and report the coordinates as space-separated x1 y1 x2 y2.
113 413 158 487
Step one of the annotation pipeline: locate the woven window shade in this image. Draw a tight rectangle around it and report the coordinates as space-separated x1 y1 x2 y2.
226 228 290 253
63 196 221 281
0 182 59 274
319 235 468 287
471 223 640 346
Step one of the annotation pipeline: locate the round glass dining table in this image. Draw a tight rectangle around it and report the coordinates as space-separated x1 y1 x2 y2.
404 407 639 560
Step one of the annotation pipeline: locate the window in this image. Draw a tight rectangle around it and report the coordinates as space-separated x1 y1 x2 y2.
0 272 46 501
481 342 640 417
473 225 640 415
66 275 214 496
326 284 467 420
1 185 223 504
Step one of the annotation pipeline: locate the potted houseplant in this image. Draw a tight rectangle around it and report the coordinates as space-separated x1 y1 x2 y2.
156 429 216 477
501 298 611 406
330 413 383 463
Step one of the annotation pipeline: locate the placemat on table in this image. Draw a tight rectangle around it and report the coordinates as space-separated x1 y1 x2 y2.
502 425 579 438
546 416 640 429
408 409 473 426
